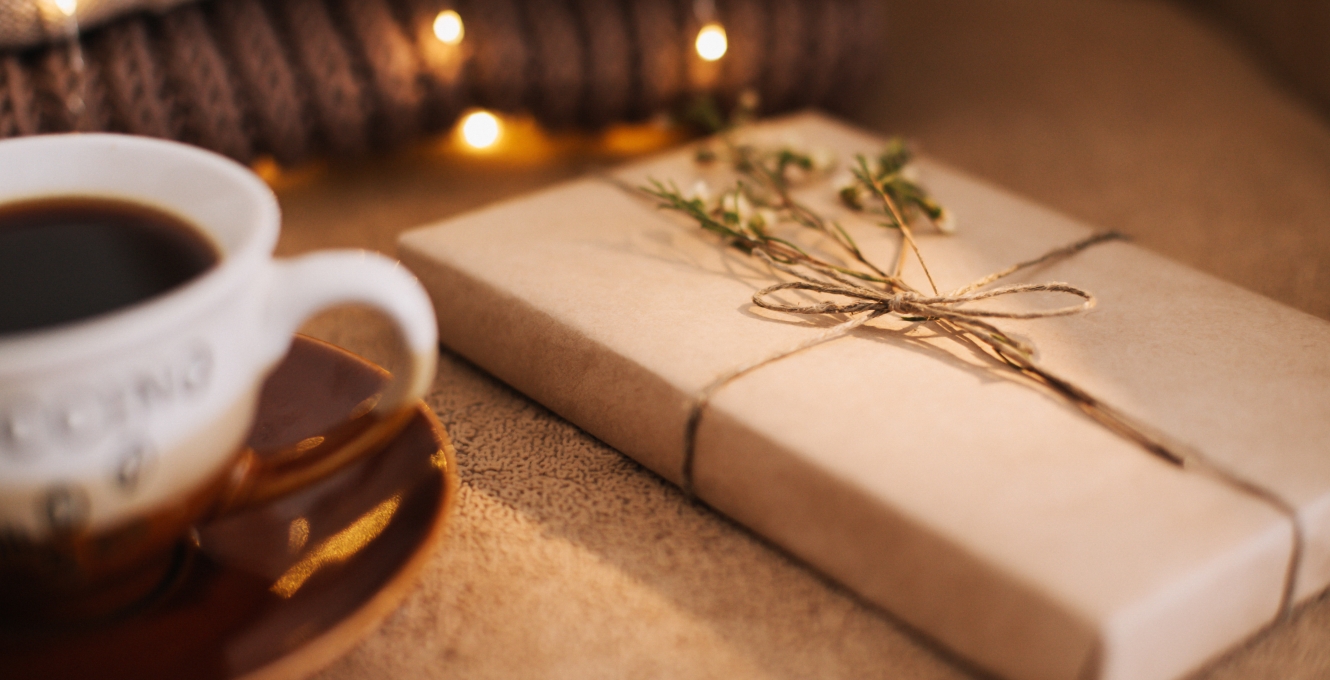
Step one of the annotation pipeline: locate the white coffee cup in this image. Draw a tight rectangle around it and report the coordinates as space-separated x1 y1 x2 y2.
0 134 437 610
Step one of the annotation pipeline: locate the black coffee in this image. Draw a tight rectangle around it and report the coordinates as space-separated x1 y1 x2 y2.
0 198 219 335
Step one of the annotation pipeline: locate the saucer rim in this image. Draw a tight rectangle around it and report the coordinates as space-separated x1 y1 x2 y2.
237 400 459 680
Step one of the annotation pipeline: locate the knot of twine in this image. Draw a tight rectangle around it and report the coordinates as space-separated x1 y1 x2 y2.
753 279 1093 324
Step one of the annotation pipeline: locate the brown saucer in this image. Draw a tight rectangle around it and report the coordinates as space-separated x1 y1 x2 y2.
1 335 458 680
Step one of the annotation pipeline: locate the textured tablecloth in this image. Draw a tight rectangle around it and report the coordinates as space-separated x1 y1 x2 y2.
267 1 1330 677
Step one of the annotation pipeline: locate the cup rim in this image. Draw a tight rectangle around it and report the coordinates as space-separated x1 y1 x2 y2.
0 134 280 373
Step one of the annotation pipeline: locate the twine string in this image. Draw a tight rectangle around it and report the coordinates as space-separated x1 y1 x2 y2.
753 275 1095 321
680 310 880 496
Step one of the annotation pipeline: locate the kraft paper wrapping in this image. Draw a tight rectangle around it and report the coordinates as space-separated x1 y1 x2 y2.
397 113 1330 680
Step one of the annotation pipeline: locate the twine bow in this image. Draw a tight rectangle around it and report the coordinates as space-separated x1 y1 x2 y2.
744 232 1112 358
754 276 1094 324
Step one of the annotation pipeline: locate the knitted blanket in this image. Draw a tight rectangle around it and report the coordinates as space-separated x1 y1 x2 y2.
0 0 881 163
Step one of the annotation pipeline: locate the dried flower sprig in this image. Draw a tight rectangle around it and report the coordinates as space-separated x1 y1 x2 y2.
664 142 898 287
641 134 1035 351
837 140 953 235
637 132 1197 478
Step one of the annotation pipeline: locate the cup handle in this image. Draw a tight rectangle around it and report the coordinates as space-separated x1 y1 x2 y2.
218 250 438 510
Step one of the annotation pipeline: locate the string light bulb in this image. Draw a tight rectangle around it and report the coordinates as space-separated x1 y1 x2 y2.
460 110 501 149
433 9 463 45
53 0 77 17
695 22 727 61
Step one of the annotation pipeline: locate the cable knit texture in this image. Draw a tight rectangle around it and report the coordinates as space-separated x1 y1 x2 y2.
0 0 881 163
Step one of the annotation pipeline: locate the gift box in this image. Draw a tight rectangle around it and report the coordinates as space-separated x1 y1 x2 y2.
397 112 1330 680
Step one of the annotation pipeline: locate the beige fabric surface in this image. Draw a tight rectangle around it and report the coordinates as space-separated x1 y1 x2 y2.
1187 0 1330 121
262 1 1330 678
846 0 1330 321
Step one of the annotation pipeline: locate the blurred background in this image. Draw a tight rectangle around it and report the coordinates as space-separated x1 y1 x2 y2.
0 0 1326 322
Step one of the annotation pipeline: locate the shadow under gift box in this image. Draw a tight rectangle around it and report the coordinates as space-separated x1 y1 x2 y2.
395 112 1330 680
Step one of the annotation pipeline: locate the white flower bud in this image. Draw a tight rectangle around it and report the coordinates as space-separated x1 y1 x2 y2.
809 147 835 173
735 192 753 225
936 208 957 235
754 208 778 229
717 190 755 226
686 179 711 204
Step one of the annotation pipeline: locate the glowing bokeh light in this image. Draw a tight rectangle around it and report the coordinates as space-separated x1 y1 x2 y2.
460 110 501 149
695 22 727 61
53 0 77 17
433 9 463 45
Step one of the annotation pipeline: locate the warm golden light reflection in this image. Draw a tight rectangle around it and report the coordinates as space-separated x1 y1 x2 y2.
251 156 281 184
271 494 401 598
432 9 463 45
288 517 310 553
349 393 381 419
430 445 452 470
460 110 502 149
53 0 76 17
695 22 727 61
435 114 685 165
295 436 325 453
599 121 685 156
249 155 327 191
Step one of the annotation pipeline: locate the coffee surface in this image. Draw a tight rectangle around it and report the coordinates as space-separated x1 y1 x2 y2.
0 198 219 335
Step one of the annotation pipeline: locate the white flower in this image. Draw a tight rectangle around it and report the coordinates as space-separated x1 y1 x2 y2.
685 179 711 205
936 208 957 235
734 192 753 225
808 147 836 173
720 190 751 225
753 208 778 229
832 170 865 209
